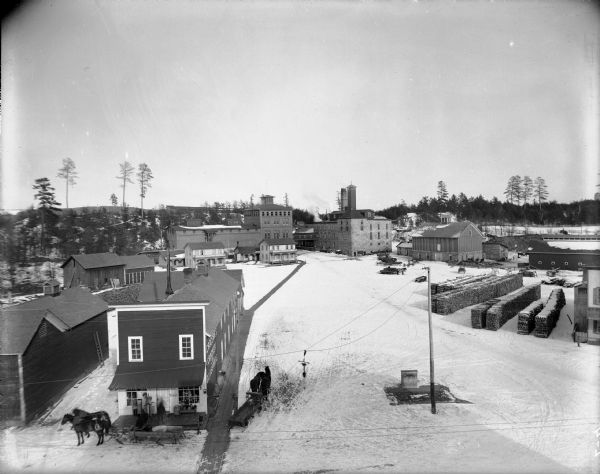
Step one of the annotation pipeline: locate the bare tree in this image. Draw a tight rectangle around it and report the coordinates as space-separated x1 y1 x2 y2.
137 163 154 219
116 161 135 208
110 193 118 206
57 157 78 208
522 176 533 206
534 176 549 221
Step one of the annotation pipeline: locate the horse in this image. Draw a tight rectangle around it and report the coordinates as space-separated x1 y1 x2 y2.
61 409 111 446
72 408 112 435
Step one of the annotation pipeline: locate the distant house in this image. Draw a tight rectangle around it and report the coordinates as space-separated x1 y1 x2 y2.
233 245 259 263
136 250 161 265
437 212 457 224
411 221 484 262
158 249 186 268
526 241 600 270
293 227 315 250
396 242 412 256
108 301 209 417
574 266 600 345
120 255 155 285
0 288 108 424
61 253 125 290
482 241 509 261
259 238 297 264
184 242 226 268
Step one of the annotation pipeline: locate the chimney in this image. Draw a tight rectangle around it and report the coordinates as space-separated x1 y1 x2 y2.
196 263 209 276
183 267 194 284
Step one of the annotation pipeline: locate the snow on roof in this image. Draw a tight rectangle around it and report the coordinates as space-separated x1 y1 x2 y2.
545 241 600 251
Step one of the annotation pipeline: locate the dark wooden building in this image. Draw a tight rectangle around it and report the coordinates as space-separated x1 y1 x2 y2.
135 267 245 401
293 226 315 250
61 252 125 290
411 221 484 262
108 302 208 417
0 288 108 425
482 241 509 261
120 255 155 285
527 242 600 270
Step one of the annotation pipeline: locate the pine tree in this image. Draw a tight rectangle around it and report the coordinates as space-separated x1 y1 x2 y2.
137 163 153 219
110 193 119 206
437 181 449 203
57 157 78 208
116 161 135 208
534 177 549 221
32 178 61 254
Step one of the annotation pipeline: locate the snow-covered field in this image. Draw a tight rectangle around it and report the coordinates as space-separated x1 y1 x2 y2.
225 251 600 473
3 253 599 473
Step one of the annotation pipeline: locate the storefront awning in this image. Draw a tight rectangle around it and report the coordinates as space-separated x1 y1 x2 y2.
109 363 205 390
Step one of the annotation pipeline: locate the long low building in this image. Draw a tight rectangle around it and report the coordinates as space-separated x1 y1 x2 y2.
527 241 600 270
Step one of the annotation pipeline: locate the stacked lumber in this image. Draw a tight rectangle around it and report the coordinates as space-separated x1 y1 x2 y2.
534 288 566 338
432 273 523 315
471 299 499 329
517 299 544 335
485 284 541 331
431 274 492 295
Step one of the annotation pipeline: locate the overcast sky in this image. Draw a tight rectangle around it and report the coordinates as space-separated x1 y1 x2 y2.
2 0 599 215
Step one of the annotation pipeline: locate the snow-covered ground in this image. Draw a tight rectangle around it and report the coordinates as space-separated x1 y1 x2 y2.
3 253 598 473
0 261 300 474
546 241 600 251
225 251 599 473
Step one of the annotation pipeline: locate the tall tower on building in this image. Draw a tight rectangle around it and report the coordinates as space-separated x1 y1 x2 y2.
347 184 356 212
340 187 348 211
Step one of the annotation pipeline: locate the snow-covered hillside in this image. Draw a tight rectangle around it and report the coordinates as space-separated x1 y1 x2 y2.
225 252 599 473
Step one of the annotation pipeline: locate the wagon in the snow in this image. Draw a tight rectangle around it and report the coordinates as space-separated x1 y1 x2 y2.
228 392 263 428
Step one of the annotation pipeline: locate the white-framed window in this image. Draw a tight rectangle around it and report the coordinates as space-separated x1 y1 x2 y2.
128 336 143 362
126 389 145 406
179 334 194 360
593 320 600 334
178 386 200 405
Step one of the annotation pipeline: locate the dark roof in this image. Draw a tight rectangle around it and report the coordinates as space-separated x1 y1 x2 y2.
483 241 509 249
527 241 600 255
234 246 259 253
223 269 244 287
108 362 205 390
139 269 243 336
261 238 296 245
119 255 155 270
0 288 108 354
184 242 225 250
61 252 124 269
417 221 481 239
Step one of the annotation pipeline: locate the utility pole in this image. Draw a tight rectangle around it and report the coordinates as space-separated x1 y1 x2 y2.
424 266 436 414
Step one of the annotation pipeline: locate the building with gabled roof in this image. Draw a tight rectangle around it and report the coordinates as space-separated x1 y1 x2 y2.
259 238 297 264
107 266 245 416
184 241 226 268
61 252 125 290
119 254 155 285
0 287 108 424
411 221 484 262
